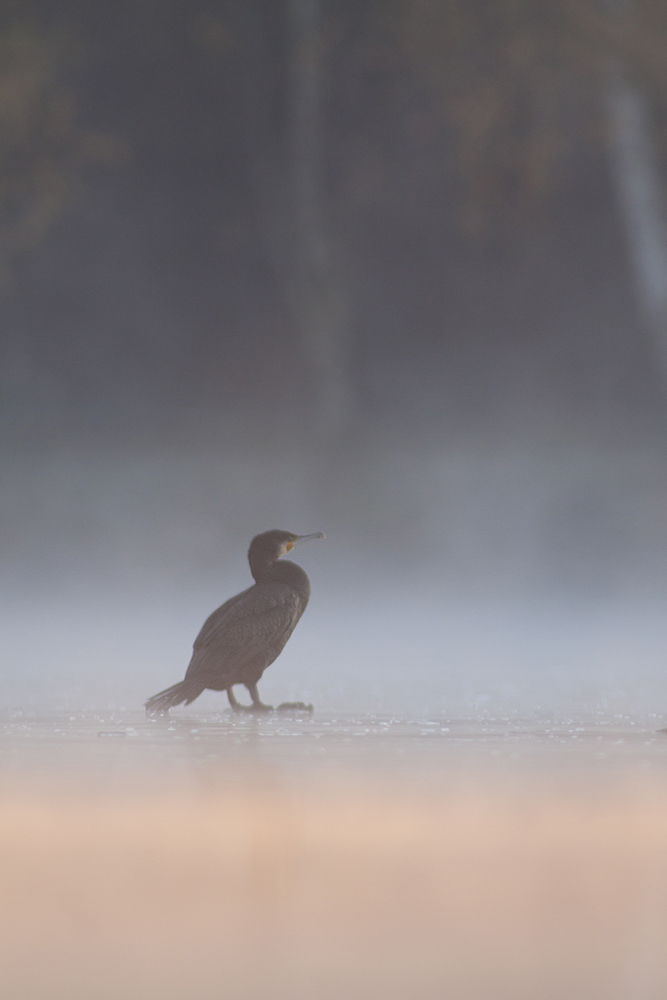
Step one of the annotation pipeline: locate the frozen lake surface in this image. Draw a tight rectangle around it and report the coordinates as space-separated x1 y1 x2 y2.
3 709 667 787
2 710 667 999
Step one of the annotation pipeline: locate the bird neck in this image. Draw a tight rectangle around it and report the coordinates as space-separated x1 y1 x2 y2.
250 558 310 598
248 551 277 582
248 552 287 581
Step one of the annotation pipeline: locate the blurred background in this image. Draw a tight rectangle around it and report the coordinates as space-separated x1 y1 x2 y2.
3 0 667 713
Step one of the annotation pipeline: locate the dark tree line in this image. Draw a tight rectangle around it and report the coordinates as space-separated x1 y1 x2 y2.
2 0 667 448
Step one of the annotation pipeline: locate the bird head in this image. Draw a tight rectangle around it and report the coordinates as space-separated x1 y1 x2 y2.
248 529 326 566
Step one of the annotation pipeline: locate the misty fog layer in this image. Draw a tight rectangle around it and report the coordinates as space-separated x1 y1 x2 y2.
3 442 667 716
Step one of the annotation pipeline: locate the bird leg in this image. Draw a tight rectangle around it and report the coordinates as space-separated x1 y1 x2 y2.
247 683 273 712
226 686 271 712
226 683 273 712
226 687 246 711
226 684 311 713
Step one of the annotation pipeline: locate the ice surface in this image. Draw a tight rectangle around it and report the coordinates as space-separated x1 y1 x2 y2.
3 709 667 787
1 710 667 1000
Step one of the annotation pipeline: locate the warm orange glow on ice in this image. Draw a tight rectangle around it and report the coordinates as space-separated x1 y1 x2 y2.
1 777 667 999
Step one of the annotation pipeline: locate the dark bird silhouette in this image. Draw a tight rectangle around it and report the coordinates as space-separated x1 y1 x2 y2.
145 529 325 715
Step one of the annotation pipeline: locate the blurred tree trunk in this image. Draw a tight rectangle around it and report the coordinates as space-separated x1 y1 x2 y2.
239 1 352 438
603 4 667 383
287 0 351 437
606 74 667 379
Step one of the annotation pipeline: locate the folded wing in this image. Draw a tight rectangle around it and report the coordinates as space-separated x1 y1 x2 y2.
185 584 305 686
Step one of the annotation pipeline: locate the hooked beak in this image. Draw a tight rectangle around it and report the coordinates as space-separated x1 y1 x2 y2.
283 532 326 554
294 532 326 545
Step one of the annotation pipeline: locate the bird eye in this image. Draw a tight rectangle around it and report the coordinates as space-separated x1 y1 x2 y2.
285 542 294 551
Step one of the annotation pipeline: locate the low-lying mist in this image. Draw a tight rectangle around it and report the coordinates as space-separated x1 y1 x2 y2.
3 439 667 717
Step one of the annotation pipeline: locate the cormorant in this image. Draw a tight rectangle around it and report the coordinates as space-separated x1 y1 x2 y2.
145 529 325 715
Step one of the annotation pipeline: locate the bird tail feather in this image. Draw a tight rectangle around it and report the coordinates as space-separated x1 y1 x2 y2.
144 679 206 715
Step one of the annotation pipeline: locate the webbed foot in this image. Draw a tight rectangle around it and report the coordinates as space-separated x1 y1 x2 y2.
276 701 314 713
